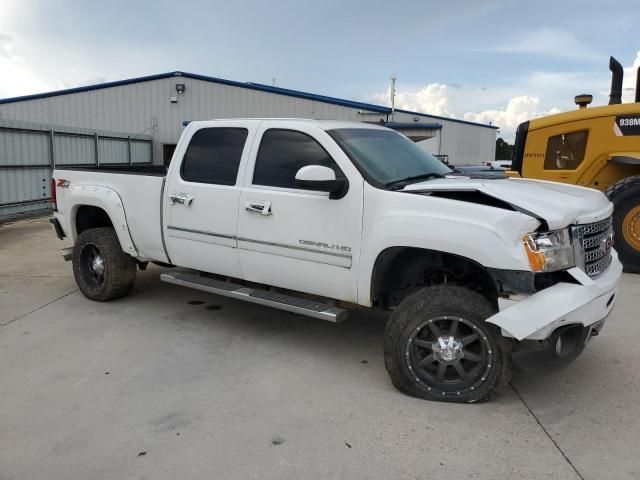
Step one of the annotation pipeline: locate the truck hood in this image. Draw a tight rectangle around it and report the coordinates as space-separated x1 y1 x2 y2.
403 177 612 230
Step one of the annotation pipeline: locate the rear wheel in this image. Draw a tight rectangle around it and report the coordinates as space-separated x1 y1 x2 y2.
72 227 136 301
606 176 640 273
384 286 512 403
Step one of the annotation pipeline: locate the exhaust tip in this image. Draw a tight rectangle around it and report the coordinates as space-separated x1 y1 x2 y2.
552 324 584 358
636 66 640 103
609 56 623 105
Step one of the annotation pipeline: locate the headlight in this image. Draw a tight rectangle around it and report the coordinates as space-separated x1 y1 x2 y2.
523 228 575 272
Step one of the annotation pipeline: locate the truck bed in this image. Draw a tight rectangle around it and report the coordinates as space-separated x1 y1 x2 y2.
52 167 168 262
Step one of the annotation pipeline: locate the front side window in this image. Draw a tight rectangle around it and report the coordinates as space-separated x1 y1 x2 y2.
253 129 344 189
544 130 589 170
327 128 451 188
181 128 248 184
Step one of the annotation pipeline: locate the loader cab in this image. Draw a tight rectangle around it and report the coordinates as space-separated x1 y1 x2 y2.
512 106 640 190
509 55 640 273
511 56 640 191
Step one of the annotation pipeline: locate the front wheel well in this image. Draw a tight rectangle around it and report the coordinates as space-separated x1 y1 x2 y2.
370 247 498 309
75 205 114 236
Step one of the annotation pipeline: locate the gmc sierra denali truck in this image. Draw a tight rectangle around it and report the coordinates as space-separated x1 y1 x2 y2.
50 119 622 403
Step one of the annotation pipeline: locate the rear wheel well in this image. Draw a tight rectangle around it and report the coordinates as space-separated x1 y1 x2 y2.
75 205 114 236
371 247 498 309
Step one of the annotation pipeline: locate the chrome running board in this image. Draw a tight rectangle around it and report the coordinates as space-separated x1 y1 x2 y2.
160 271 348 323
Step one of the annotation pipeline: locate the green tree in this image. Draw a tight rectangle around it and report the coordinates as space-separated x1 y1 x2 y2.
495 138 514 160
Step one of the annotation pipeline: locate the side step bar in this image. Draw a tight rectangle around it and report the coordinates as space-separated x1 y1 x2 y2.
160 271 348 323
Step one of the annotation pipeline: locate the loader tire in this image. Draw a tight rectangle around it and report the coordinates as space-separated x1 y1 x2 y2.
606 176 640 273
384 286 512 403
72 227 137 301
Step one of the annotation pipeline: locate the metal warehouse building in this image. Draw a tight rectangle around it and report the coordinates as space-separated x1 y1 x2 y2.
0 71 497 217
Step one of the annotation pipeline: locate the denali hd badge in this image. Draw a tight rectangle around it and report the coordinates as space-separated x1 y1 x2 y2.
614 115 640 136
299 239 351 253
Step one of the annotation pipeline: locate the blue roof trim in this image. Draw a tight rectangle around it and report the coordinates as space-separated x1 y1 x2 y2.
0 70 387 113
0 72 183 104
385 122 442 130
0 70 497 130
395 109 499 130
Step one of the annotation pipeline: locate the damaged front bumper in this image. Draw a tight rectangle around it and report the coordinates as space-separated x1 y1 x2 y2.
487 250 622 341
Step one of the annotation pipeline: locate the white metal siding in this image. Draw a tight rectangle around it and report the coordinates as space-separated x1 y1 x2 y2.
2 77 414 164
54 134 95 165
130 140 152 164
0 75 496 217
391 111 496 165
0 129 50 166
0 119 152 217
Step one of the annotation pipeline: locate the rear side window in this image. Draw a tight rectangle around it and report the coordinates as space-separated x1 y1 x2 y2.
544 130 588 170
253 129 344 189
181 128 248 184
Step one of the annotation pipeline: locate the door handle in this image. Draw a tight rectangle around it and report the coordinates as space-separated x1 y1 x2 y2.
170 193 194 206
245 201 272 216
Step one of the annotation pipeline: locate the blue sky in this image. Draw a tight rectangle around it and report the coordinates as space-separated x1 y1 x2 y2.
1 0 639 139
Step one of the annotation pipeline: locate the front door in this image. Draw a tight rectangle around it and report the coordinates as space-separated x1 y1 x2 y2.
164 122 257 277
237 121 363 302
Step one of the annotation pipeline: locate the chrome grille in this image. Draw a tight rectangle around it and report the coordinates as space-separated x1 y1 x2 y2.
572 216 613 277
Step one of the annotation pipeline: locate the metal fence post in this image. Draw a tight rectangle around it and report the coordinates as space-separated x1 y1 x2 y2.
49 129 56 168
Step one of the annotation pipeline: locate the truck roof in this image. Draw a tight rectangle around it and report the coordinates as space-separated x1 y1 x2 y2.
186 118 390 131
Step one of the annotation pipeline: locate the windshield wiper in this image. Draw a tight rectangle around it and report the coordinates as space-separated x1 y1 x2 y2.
384 172 445 190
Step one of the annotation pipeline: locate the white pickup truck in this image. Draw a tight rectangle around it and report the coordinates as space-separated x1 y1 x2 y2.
50 119 622 403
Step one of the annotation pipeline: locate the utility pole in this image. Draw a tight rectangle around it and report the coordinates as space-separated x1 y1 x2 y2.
390 75 397 122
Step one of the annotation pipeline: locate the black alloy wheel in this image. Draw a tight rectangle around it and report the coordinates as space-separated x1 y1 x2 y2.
405 315 493 398
78 243 106 289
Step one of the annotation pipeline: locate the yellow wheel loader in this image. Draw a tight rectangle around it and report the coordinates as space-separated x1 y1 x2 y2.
509 57 640 272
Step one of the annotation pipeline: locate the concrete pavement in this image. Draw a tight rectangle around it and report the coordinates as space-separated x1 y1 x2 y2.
1 217 638 480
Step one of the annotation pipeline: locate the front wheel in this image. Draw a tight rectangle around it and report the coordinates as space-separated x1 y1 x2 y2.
72 227 137 301
384 286 512 403
606 176 640 273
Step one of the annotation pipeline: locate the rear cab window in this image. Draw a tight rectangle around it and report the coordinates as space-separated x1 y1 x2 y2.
252 129 345 190
181 128 249 185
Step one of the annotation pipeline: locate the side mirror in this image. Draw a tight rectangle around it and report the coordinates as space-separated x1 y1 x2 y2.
294 165 348 199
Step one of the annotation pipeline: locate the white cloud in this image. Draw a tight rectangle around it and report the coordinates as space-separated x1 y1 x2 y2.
463 96 561 133
0 32 20 61
369 81 561 140
57 74 111 90
495 28 602 62
622 50 640 103
0 32 51 98
370 83 455 117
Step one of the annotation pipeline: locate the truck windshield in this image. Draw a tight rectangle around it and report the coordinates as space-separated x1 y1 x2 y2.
328 128 451 188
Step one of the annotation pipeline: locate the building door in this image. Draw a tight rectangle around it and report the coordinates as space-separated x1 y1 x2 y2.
163 144 177 166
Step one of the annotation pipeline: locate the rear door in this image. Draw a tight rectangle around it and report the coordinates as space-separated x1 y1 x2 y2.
164 121 259 277
237 121 364 302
